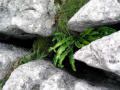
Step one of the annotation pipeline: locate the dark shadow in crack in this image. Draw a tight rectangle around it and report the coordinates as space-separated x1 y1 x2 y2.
100 23 120 31
62 59 120 89
0 32 38 49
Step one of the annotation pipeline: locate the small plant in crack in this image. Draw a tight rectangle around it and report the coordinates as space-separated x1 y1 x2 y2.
49 26 116 71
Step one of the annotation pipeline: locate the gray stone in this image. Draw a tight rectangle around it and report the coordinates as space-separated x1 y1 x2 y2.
2 60 115 90
0 0 56 36
68 0 120 32
74 31 120 76
0 43 27 81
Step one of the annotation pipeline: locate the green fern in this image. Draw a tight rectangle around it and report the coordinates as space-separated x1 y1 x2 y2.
69 50 76 71
58 47 72 68
49 36 73 52
49 26 116 71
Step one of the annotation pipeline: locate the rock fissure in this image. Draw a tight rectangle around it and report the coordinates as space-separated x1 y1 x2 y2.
1 0 120 90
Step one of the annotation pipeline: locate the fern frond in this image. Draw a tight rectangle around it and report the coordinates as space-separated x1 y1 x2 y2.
89 31 99 35
49 36 73 52
87 36 100 42
69 50 76 71
75 41 85 48
79 38 89 45
80 28 94 37
57 41 74 58
53 41 74 66
53 54 58 66
58 47 72 68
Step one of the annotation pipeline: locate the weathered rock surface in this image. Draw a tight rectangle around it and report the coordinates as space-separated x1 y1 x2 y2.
2 60 118 90
74 31 120 76
0 43 27 81
68 0 120 32
0 0 56 37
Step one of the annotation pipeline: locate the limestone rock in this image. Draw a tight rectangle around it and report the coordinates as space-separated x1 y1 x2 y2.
3 60 114 90
0 43 27 81
0 0 56 36
74 31 120 76
68 0 120 32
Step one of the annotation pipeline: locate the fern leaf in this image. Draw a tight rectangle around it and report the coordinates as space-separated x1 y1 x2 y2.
53 40 74 66
79 38 89 45
97 26 116 32
75 41 84 48
58 47 72 68
80 28 94 37
53 54 58 66
89 31 99 35
87 36 100 42
83 40 89 45
56 41 74 60
69 51 76 71
49 36 73 52
52 36 60 42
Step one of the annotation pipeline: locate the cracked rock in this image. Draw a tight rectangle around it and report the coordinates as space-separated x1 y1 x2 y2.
0 42 27 81
68 0 120 32
0 0 56 37
3 60 115 90
74 31 120 76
